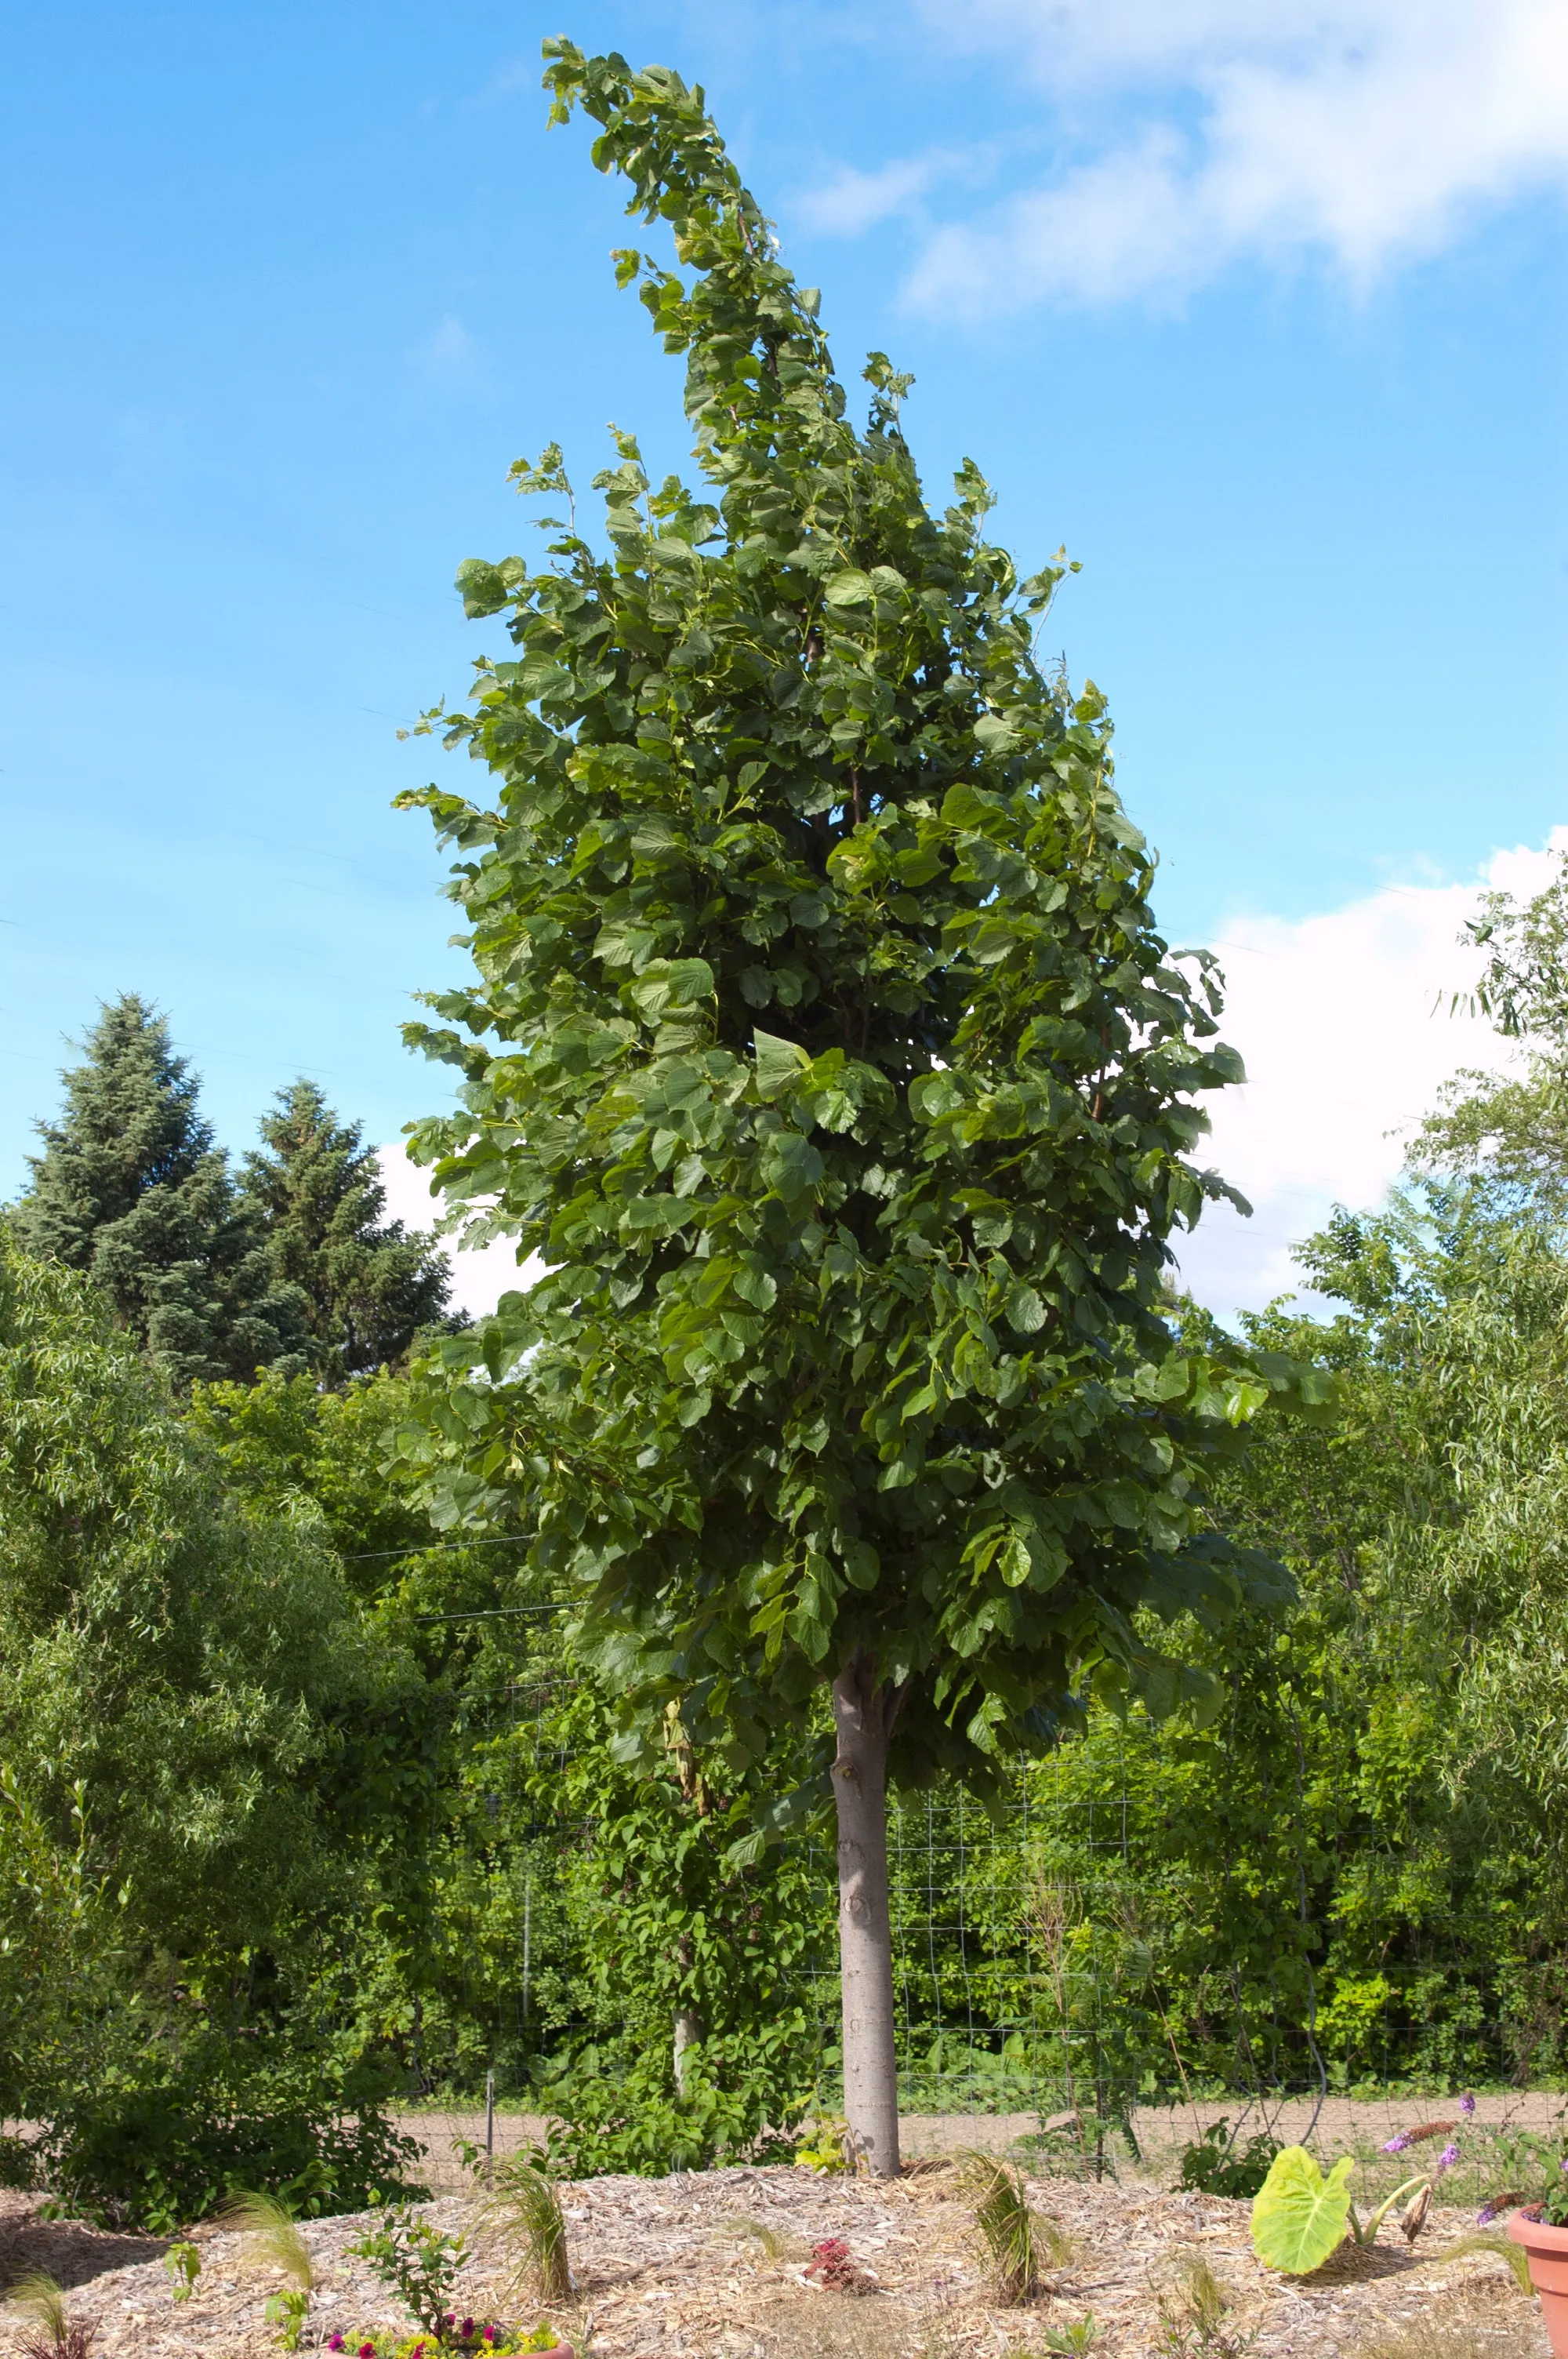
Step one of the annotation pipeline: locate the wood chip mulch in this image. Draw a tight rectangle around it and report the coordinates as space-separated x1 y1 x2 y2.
0 2163 1548 2359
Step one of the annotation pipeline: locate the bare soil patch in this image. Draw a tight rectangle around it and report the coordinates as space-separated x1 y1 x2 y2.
0 2161 1549 2359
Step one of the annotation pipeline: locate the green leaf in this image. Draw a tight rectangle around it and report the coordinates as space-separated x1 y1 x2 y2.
1005 1282 1046 1334
1250 2148 1355 2275
628 959 716 1023
824 569 874 605
753 1028 811 1100
761 1129 824 1201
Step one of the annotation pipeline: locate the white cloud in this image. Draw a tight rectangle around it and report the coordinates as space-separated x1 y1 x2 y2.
847 0 1568 312
1174 832 1568 1324
376 1139 537 1324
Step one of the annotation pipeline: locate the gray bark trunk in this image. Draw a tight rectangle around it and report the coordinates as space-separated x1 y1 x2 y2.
833 1652 902 2177
673 2007 702 2096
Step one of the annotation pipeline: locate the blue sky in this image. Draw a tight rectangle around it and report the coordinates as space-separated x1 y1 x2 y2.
3 1 1564 1313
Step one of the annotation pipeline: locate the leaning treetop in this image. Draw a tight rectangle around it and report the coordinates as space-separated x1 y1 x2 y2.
399 41 1309 1790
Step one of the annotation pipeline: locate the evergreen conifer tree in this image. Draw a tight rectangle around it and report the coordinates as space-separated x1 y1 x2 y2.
10 995 305 1390
237 1080 455 1385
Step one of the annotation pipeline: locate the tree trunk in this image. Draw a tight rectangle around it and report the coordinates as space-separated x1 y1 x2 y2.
833 1651 902 2177
673 2007 702 2096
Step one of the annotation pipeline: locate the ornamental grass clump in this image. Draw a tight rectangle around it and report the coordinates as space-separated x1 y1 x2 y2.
4 2273 95 2359
217 2192 315 2350
479 2157 572 2303
957 2152 1072 2303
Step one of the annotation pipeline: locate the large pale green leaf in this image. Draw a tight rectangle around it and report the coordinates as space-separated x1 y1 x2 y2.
752 1028 811 1100
1250 2147 1355 2275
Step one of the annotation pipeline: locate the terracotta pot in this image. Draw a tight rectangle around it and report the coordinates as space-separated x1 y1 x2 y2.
1508 2210 1568 2356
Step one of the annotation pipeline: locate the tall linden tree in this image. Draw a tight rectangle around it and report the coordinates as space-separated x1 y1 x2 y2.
399 42 1319 2172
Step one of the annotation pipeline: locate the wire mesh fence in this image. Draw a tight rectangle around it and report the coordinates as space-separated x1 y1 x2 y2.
422 1667 1524 2151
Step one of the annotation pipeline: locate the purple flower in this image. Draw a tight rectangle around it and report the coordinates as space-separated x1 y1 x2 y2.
1436 2143 1461 2171
461 2324 474 2342
1383 2133 1412 2154
1460 2093 1477 2116
1479 2202 1499 2225
326 2339 345 2354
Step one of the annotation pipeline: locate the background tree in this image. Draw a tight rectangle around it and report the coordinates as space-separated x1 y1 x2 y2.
1421 849 1568 1209
9 994 305 1389
0 1226 423 2223
397 43 1323 2172
237 1078 456 1384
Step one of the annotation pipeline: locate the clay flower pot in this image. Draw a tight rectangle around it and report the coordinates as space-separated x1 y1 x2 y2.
1508 2211 1568 2356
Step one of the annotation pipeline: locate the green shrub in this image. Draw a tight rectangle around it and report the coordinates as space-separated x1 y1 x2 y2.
38 2038 425 2233
1178 2121 1281 2200
533 2041 802 2178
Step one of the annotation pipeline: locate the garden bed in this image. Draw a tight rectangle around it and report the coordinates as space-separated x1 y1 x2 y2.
0 2160 1547 2359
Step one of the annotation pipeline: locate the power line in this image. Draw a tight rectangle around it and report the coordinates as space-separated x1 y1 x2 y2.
343 1533 529 1563
413 1605 566 1625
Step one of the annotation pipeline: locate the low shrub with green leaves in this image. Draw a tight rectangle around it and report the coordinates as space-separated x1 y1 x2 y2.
350 2208 470 2341
1178 2121 1280 2201
39 2037 425 2234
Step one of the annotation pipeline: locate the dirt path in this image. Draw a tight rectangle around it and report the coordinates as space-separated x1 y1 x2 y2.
387 2092 1568 2191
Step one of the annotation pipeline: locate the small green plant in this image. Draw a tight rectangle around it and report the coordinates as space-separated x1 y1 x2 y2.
350 2205 470 2339
1177 2121 1280 2200
958 2152 1072 2303
163 2241 201 2303
1040 2317 1097 2355
4 2274 94 2359
1152 2256 1258 2358
724 2215 790 2263
794 2117 851 2173
265 2289 311 2350
480 2157 571 2303
1250 2147 1436 2275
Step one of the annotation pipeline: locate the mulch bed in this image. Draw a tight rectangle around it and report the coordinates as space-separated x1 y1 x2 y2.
0 2164 1547 2359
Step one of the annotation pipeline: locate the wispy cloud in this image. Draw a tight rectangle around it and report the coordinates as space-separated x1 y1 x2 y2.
793 145 993 237
410 314 481 384
827 0 1568 313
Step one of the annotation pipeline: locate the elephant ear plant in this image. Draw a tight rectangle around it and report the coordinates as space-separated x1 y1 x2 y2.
1250 2144 1455 2276
396 38 1329 2172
